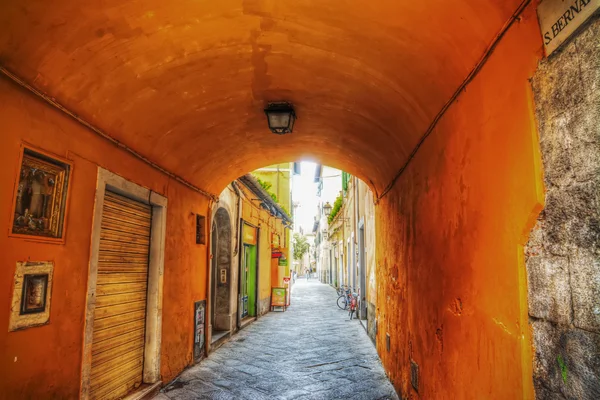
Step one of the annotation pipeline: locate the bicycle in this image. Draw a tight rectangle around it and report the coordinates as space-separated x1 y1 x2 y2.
336 287 354 310
348 292 358 320
336 285 348 297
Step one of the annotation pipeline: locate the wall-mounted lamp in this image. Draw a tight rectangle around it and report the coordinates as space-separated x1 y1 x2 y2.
264 102 296 134
323 202 332 216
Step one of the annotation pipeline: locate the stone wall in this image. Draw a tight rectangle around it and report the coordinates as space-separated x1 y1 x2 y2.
367 301 377 344
527 15 600 399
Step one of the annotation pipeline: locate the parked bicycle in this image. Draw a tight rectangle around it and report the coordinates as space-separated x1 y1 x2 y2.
336 286 357 314
336 285 349 297
348 292 358 320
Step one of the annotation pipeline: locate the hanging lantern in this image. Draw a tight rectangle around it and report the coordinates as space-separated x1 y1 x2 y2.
264 102 296 134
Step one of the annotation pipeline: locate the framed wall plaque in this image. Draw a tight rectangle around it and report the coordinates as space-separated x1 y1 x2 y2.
9 261 54 331
20 274 49 314
10 147 71 242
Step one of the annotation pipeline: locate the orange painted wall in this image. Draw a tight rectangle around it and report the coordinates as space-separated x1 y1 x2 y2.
0 77 209 398
375 5 544 399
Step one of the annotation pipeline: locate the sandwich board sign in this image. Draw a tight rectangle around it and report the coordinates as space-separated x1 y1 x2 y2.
271 287 287 311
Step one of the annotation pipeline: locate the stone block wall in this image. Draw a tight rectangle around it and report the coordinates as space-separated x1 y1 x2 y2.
527 15 600 399
367 301 377 344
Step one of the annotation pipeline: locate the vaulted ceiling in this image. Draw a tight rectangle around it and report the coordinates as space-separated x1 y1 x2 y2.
0 0 523 194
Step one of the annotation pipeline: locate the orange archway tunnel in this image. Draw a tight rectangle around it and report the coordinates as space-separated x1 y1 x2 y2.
0 0 545 398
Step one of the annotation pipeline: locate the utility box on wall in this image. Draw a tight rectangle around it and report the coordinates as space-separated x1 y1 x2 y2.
219 268 227 286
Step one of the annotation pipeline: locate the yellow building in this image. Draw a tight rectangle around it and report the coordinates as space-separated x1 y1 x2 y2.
326 174 377 341
208 174 292 348
251 163 293 219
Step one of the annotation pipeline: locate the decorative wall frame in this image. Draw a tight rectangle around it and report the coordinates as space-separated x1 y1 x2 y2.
20 274 49 314
9 146 71 243
9 261 54 331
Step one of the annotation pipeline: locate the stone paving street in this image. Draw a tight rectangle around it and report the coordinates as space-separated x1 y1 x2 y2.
154 279 398 400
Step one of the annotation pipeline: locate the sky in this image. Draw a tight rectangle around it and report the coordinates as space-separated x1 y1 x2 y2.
292 162 318 234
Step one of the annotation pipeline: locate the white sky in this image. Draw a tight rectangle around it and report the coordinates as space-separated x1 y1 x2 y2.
292 162 318 233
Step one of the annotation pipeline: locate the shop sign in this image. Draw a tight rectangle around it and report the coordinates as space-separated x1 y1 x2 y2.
243 223 257 245
272 251 282 258
538 0 599 55
278 257 288 266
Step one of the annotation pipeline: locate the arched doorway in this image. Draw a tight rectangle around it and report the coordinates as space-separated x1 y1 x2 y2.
211 207 232 343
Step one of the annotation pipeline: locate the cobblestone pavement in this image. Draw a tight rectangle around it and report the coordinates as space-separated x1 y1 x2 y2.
154 279 398 400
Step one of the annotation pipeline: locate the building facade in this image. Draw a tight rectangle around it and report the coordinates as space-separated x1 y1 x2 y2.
209 175 292 348
318 173 377 341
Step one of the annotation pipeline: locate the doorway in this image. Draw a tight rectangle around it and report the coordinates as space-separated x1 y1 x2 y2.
338 242 344 287
333 249 339 287
82 168 166 400
239 223 258 324
211 208 232 343
351 236 357 290
359 222 367 320
329 249 333 285
347 241 351 287
243 244 257 317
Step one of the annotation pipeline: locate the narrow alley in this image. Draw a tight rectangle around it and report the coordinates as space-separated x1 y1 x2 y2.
156 280 397 400
1 0 599 399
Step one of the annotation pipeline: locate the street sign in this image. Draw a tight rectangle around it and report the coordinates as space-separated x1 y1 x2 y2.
538 0 600 56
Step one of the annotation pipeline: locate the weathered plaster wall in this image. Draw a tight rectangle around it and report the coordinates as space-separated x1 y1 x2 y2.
0 77 210 398
364 184 377 343
527 16 600 399
258 226 272 315
375 5 543 398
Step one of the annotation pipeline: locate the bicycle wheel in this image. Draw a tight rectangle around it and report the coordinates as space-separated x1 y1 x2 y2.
337 295 348 310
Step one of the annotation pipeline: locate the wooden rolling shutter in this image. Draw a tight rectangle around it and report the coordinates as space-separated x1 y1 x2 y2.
90 191 152 400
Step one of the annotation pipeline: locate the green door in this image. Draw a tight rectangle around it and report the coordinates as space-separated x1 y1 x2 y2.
246 245 257 317
241 245 248 318
241 244 257 318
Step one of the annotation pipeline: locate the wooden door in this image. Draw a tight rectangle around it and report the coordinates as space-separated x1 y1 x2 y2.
89 191 151 400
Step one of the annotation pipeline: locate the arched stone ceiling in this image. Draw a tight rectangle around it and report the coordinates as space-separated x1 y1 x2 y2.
0 0 522 194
